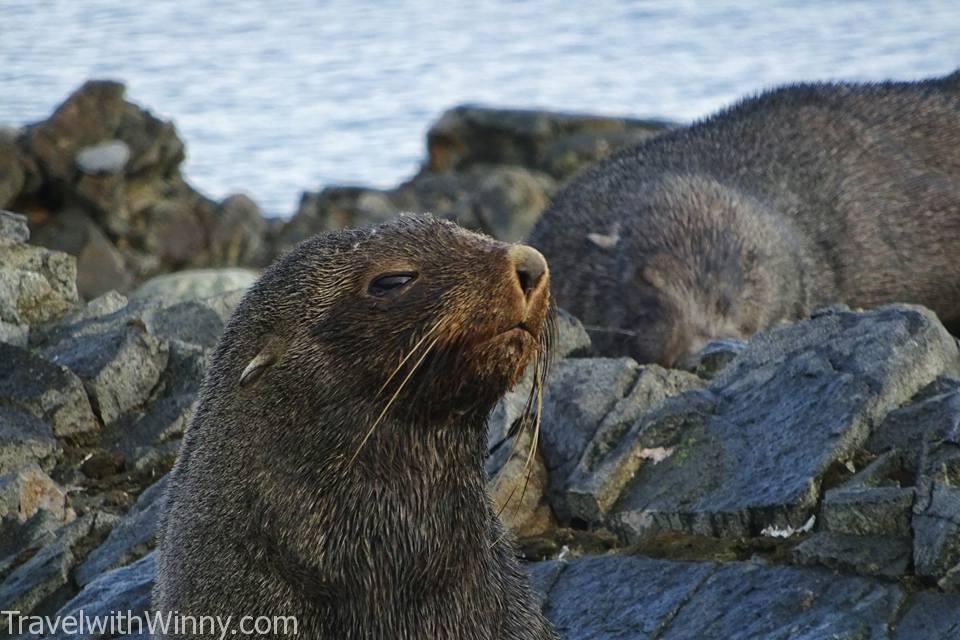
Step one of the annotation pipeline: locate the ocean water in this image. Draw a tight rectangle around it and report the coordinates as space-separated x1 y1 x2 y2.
2 0 958 217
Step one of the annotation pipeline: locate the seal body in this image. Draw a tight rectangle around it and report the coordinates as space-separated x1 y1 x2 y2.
154 216 556 640
529 71 960 366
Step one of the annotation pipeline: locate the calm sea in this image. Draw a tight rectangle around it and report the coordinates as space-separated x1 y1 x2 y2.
3 0 958 216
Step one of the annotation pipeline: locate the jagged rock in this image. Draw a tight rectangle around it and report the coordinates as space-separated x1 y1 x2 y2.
0 131 25 209
0 463 68 522
893 591 960 639
0 241 79 331
793 532 912 578
656 562 903 639
821 485 914 537
680 338 748 379
541 554 715 639
0 209 29 245
206 194 269 268
565 366 704 523
606 305 959 542
913 482 960 589
130 268 257 304
0 407 59 473
0 511 115 615
425 105 672 177
489 429 555 538
280 186 399 245
551 308 591 360
75 140 130 175
538 357 640 519
0 509 61 576
41 325 169 427
0 343 99 440
49 553 155 640
460 166 554 242
75 477 166 587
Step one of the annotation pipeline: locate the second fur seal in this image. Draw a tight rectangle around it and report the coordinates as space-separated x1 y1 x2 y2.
154 216 557 639
529 71 960 366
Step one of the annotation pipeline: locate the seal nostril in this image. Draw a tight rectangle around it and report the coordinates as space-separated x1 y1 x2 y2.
508 245 548 298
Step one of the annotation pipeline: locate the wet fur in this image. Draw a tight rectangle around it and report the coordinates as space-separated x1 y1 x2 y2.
529 71 960 365
154 216 557 640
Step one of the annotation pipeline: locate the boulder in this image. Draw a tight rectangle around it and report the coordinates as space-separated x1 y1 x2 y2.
913 482 960 589
893 592 960 639
129 268 258 304
0 130 25 209
0 509 61 576
206 194 269 267
0 463 68 521
0 239 79 330
0 407 59 473
458 166 554 242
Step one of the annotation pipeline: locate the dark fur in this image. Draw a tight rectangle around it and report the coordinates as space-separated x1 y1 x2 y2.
154 216 557 640
529 71 960 366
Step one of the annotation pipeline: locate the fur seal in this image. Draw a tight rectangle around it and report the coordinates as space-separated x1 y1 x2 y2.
154 216 557 640
528 71 960 366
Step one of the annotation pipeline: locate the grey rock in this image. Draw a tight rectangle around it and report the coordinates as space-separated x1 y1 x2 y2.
551 308 591 360
566 366 704 523
540 128 667 180
130 268 258 304
465 166 553 242
42 325 169 427
0 209 29 245
537 358 640 518
280 186 399 246
425 105 672 176
0 511 115 615
142 301 224 350
75 477 166 587
541 554 715 639
913 482 960 587
0 132 25 209
0 242 79 327
488 429 555 538
793 532 912 578
526 560 565 608
821 485 914 537
0 319 28 347
207 194 268 268
893 591 960 639
0 407 59 473
609 305 958 542
658 562 904 640
50 553 156 640
0 343 99 440
0 509 61 576
0 463 68 521
75 139 131 174
679 338 748 379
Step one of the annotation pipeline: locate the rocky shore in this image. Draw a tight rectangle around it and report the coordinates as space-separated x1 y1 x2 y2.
2 83 960 639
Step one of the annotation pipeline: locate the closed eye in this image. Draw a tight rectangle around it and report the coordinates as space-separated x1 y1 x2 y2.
368 272 418 297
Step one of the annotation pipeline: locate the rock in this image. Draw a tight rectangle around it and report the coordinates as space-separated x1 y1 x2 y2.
657 562 903 639
425 105 672 177
49 553 155 640
488 429 555 538
0 209 29 245
0 511 115 615
540 128 667 180
0 463 68 521
565 366 704 523
679 338 748 379
913 482 960 588
462 166 553 242
542 554 715 639
893 591 960 639
207 194 268 267
75 139 130 175
0 407 59 474
821 485 914 537
0 343 99 440
551 308 591 360
130 268 258 304
0 242 79 329
0 509 61 576
41 325 169 427
793 532 912 578
75 477 166 587
537 357 641 519
0 131 25 209
29 206 134 299
279 186 399 246
607 305 959 542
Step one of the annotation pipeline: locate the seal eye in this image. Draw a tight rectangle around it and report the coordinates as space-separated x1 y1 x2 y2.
368 272 417 297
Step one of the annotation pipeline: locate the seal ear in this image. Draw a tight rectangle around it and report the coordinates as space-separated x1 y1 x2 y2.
239 336 285 387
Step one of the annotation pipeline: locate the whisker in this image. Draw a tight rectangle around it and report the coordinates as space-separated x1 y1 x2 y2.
378 320 444 396
350 334 443 465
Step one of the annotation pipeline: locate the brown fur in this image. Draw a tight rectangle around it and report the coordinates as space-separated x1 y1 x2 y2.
529 71 960 366
154 216 557 640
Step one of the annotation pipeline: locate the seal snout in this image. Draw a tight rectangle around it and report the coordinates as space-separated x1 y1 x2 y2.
507 244 549 304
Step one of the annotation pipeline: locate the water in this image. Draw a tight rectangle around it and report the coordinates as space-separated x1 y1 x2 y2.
3 0 958 217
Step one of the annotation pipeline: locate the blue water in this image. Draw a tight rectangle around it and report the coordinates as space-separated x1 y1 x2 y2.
3 0 958 217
